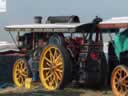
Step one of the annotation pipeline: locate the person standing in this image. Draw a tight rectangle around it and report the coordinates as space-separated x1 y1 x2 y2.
28 39 45 81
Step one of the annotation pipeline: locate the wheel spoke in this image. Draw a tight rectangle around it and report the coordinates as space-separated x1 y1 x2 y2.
54 73 60 87
20 66 28 77
122 75 128 82
18 76 23 84
43 67 51 71
54 75 58 88
121 70 126 78
17 65 20 69
49 49 54 62
56 65 63 70
17 63 21 69
21 73 27 77
123 91 128 96
54 66 62 87
53 74 58 88
46 62 51 67
22 71 28 77
53 49 58 59
122 82 128 88
18 77 21 83
119 70 124 78
21 63 25 69
19 62 23 69
21 77 24 84
56 57 62 66
45 73 53 81
48 74 53 85
56 68 63 73
45 57 52 64
55 71 61 81
120 86 127 95
116 73 121 79
50 74 55 86
56 62 62 66
46 71 51 77
55 55 61 63
22 68 27 72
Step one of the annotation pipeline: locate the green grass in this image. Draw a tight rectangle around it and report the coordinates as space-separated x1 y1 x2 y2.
0 85 113 96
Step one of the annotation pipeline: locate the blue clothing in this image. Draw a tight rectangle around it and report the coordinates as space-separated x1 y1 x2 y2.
28 47 43 81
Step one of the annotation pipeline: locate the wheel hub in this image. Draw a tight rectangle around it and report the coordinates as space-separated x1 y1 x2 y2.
118 79 123 85
50 66 56 72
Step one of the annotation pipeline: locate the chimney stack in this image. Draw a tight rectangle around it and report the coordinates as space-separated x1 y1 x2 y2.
34 16 42 24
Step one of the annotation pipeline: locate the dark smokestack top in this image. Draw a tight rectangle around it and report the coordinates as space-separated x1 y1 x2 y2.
34 16 42 24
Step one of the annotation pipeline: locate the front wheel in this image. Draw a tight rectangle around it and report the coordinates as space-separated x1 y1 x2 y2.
13 58 29 87
111 65 128 96
39 44 72 91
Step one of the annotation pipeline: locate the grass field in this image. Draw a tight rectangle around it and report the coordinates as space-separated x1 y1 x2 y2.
0 83 113 96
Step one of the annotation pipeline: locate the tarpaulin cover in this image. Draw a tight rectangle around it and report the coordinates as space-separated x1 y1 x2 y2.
114 29 128 58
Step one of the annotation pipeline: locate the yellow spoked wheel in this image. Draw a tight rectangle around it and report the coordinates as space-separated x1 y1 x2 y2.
13 58 28 87
111 65 128 96
39 45 71 91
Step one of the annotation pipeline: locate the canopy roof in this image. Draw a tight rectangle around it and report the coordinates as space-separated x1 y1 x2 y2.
98 17 128 29
5 23 93 33
6 17 125 33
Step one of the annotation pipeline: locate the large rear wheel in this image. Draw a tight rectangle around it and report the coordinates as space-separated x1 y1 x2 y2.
13 58 28 87
39 44 71 91
111 65 128 96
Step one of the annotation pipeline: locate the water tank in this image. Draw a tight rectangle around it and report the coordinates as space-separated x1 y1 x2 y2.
46 15 80 23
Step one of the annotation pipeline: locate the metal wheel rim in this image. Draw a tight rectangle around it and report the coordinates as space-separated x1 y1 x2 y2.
13 59 28 87
111 65 128 96
39 45 64 90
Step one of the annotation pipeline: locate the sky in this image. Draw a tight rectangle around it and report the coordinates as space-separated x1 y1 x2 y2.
0 0 128 42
